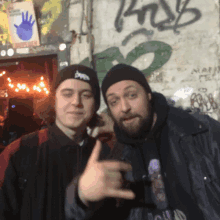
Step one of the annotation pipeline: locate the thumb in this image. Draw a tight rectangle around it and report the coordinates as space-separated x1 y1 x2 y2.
88 139 102 164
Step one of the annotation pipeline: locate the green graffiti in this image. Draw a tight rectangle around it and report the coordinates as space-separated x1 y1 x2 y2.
80 41 172 82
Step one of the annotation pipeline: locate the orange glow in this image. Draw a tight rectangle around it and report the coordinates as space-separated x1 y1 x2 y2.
11 84 14 88
43 88 47 91
3 71 5 75
15 88 19 92
7 78 11 82
0 74 2 77
33 85 36 90
41 76 44 80
46 91 49 94
21 84 26 90
40 82 45 87
26 88 30 92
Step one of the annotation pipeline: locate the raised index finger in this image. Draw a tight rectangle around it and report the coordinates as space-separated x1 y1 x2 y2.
88 139 102 164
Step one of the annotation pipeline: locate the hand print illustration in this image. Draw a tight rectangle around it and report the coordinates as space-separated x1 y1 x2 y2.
14 11 35 41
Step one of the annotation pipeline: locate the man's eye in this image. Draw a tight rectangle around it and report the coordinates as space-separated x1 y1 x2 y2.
128 93 137 99
82 93 93 99
109 100 118 106
62 93 72 98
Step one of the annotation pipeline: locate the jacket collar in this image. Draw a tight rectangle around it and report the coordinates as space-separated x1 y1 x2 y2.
48 123 90 150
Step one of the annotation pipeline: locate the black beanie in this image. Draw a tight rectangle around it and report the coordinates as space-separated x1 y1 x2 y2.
101 64 152 104
53 64 100 111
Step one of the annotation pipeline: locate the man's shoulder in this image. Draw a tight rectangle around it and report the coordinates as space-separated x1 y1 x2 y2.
19 128 49 153
169 106 219 127
0 129 49 187
167 107 210 135
5 128 49 157
0 137 22 160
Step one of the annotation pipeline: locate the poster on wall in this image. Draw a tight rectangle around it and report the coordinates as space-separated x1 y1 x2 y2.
6 1 40 49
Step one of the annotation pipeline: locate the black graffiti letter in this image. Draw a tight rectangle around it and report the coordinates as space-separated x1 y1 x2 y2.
208 94 218 110
156 0 176 31
124 0 146 24
123 0 175 31
173 0 202 34
191 93 204 112
115 0 126 32
202 95 211 112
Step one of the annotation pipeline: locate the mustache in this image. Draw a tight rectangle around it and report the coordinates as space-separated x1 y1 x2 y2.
120 114 141 122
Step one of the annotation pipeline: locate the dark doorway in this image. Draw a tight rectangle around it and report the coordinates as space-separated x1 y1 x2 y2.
0 55 58 149
0 54 58 115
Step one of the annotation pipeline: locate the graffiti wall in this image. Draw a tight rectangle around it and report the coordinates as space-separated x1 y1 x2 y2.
70 0 220 120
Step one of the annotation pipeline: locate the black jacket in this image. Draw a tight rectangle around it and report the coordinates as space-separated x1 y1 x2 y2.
0 123 110 220
65 92 220 220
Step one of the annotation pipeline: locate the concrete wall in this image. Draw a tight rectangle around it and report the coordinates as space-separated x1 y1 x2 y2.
69 0 220 120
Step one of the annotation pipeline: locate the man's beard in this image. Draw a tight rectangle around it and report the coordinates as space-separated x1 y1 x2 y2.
112 104 154 139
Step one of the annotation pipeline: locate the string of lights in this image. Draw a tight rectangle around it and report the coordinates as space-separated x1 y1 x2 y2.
6 76 49 95
0 71 6 77
0 69 51 98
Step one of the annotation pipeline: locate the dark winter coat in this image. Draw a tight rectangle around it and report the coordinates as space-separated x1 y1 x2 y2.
0 123 110 220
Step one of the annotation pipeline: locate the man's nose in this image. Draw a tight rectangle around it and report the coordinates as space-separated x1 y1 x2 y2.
121 99 131 113
71 94 82 107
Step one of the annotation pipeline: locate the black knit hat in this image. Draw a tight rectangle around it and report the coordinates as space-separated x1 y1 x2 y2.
101 64 152 104
53 64 100 111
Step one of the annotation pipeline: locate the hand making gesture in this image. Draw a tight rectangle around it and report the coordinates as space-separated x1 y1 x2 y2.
78 140 135 206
